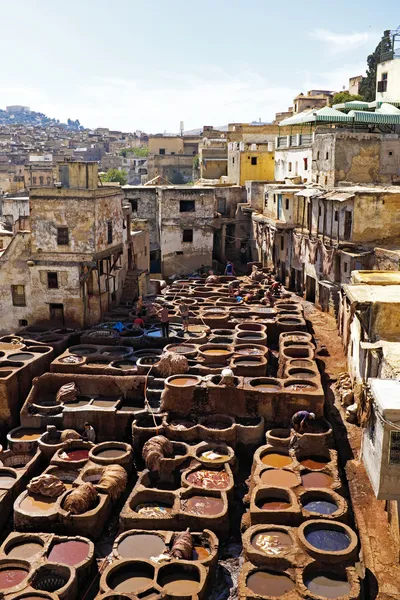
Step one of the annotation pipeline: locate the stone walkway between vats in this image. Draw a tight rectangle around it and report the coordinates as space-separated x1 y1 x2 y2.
300 297 400 600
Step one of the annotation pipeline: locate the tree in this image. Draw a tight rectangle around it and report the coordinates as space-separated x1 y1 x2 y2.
359 30 393 102
100 169 128 185
330 92 364 106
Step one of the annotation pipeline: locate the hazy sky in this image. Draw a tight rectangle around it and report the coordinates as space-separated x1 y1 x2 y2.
2 0 396 133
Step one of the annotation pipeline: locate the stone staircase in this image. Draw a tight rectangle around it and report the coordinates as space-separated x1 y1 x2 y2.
120 269 138 304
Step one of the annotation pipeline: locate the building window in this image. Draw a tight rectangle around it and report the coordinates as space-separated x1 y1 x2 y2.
18 319 28 327
39 176 44 185
288 162 292 172
285 198 289 210
316 175 320 183
130 199 138 211
389 151 393 156
378 73 388 92
179 200 195 212
344 262 348 273
280 237 284 250
57 227 69 245
182 229 193 242
251 157 257 166
273 195 276 203
33 176 37 184
176 251 183 255
159 148 166 155
107 221 113 244
304 157 308 170
99 260 104 276
47 272 59 289
325 152 329 160
318 206 322 217
232 156 235 164
47 176 51 184
334 210 338 222
317 151 320 160
11 285 26 306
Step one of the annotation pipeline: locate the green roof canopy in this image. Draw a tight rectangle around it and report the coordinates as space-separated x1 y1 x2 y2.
332 100 370 111
279 106 352 126
348 109 400 124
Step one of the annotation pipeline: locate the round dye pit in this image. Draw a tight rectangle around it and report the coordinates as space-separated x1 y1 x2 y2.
12 429 43 441
236 347 265 355
167 376 199 387
246 569 295 597
301 472 334 489
201 418 233 430
202 349 230 355
186 469 230 490
158 568 201 595
63 449 90 462
63 395 91 408
258 499 292 511
94 448 126 459
7 541 44 559
170 418 197 430
0 566 29 589
192 545 211 560
260 469 299 488
300 456 329 470
251 531 292 556
305 572 351 599
117 533 166 560
112 361 136 371
199 449 231 464
302 499 338 515
261 453 292 468
183 495 224 516
67 346 96 356
91 396 119 407
20 494 57 513
47 540 89 566
108 563 154 593
284 382 317 391
305 528 351 552
0 470 17 489
250 380 281 392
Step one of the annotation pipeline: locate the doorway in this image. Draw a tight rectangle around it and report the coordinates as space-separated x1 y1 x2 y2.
49 303 64 326
306 276 316 302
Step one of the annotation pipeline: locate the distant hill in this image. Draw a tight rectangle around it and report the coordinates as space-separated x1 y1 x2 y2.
0 106 84 130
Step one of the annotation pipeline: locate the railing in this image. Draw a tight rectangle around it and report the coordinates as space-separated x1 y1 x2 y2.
276 134 313 149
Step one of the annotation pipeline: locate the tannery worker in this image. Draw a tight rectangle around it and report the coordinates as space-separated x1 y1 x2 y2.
82 422 96 443
221 367 235 387
291 411 315 433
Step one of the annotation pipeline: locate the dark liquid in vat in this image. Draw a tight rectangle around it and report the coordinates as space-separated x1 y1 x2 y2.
305 574 351 598
301 472 334 489
246 570 295 597
305 528 351 551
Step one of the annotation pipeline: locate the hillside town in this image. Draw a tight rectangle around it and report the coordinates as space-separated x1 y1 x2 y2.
0 26 400 600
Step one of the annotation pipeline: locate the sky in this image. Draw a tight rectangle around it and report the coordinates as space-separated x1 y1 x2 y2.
1 0 397 133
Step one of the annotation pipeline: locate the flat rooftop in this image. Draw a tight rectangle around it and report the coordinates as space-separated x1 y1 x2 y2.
352 271 400 285
343 283 400 304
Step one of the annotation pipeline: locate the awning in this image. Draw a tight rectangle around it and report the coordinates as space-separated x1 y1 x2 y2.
324 191 355 202
376 103 400 115
279 106 353 126
294 188 324 198
333 100 370 110
348 110 400 124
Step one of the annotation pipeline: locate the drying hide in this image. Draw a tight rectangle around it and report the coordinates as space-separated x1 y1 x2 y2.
56 382 78 404
60 429 81 442
155 352 188 377
142 435 173 473
170 529 194 560
27 474 66 498
98 465 127 501
63 483 98 515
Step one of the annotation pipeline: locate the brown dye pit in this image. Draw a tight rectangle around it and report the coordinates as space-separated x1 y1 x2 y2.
0 567 28 589
171 419 197 430
7 541 43 559
64 396 91 408
47 540 89 566
252 383 280 392
300 456 329 470
159 572 200 595
259 500 291 510
192 545 211 560
8 352 34 361
301 472 334 489
247 570 295 597
186 469 230 490
91 396 119 407
285 383 315 391
20 494 57 513
236 348 264 355
64 449 90 462
183 496 224 515
0 474 17 488
261 453 292 468
251 531 292 555
135 503 173 517
234 359 261 367
260 469 299 488
203 420 232 430
290 359 313 368
169 377 198 387
202 349 230 355
110 570 153 593
12 430 42 441
95 448 126 459
118 534 166 560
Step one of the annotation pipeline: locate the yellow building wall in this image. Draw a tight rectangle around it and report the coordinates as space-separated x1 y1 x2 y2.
148 137 184 155
240 152 275 185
